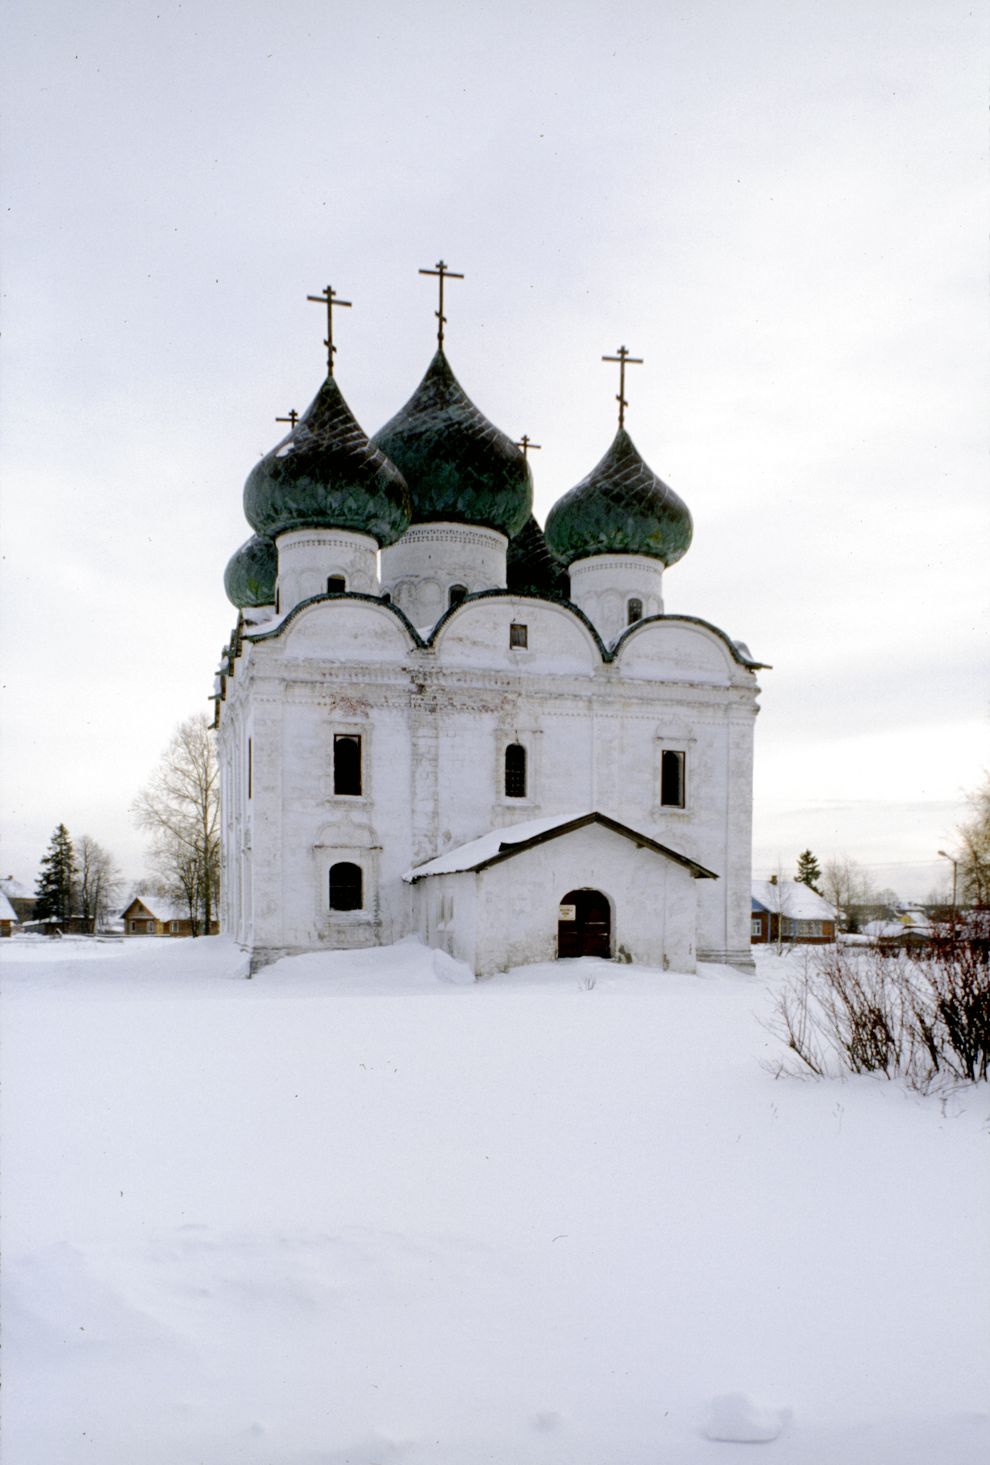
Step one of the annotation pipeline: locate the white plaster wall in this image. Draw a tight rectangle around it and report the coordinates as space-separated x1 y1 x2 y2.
568 554 665 643
381 523 507 625
276 529 379 613
416 870 477 973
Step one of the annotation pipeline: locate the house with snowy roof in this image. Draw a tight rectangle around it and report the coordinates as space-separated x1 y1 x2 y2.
1 876 35 926
0 890 19 937
214 272 766 975
751 880 836 945
120 895 219 937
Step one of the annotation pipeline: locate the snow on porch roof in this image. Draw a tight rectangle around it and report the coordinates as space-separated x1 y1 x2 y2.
404 811 718 883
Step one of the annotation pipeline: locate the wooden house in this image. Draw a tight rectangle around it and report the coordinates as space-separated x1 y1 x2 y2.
751 880 836 944
120 896 219 937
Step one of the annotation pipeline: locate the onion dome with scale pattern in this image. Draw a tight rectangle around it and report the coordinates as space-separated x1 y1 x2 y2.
224 533 277 609
544 427 693 567
371 350 532 538
243 375 411 546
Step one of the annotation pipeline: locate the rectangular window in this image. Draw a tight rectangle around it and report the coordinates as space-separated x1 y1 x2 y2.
333 734 362 796
751 919 762 937
247 736 252 799
170 921 180 933
660 749 685 808
504 742 527 798
509 623 528 648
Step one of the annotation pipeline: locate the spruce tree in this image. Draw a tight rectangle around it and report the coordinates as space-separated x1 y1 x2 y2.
34 823 77 924
795 849 822 893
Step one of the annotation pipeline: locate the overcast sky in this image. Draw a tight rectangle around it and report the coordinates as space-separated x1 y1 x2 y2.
2 0 987 901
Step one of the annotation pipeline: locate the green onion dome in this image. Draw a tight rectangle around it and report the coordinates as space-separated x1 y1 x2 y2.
507 515 569 598
224 533 277 608
243 375 411 546
371 350 532 538
544 427 693 567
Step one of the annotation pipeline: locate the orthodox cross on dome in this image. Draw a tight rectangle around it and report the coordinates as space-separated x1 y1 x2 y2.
516 435 542 459
276 409 299 430
306 285 352 375
602 345 644 429
418 259 464 349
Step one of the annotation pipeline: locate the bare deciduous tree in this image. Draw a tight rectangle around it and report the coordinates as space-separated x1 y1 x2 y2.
957 774 990 908
75 835 122 933
820 855 876 933
133 714 220 936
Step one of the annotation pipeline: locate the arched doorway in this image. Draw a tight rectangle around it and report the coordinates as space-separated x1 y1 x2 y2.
557 888 612 959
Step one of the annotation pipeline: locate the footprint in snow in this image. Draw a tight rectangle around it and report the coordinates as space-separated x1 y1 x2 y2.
702 1392 791 1443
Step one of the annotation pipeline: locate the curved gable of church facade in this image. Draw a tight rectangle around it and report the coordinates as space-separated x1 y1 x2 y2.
430 594 603 675
612 616 750 685
269 596 422 663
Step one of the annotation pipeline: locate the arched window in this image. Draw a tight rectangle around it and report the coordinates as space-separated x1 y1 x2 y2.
449 583 467 608
505 742 527 799
327 575 346 594
333 734 362 795
660 749 685 808
627 598 643 625
329 862 363 911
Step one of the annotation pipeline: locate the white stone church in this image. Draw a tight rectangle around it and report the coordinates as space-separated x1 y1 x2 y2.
215 281 764 975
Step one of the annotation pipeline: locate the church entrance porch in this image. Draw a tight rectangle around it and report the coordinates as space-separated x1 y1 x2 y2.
404 811 715 978
557 887 611 959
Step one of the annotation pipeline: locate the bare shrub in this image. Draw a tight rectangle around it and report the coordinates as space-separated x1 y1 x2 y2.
908 913 990 1083
770 914 990 1089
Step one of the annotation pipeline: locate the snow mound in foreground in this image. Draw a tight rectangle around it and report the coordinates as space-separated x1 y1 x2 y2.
702 1392 791 1443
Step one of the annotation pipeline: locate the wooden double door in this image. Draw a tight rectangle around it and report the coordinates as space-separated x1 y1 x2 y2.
557 887 612 959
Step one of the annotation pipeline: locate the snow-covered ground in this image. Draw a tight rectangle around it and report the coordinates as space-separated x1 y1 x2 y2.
1 935 987 1464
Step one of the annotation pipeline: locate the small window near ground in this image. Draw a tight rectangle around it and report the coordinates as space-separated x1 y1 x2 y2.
509 622 528 648
449 583 467 608
505 742 527 798
751 919 762 937
170 921 180 933
327 575 346 594
627 598 643 625
660 749 685 808
333 734 362 796
329 862 363 911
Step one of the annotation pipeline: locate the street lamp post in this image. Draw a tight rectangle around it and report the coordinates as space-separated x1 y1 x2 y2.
937 849 958 910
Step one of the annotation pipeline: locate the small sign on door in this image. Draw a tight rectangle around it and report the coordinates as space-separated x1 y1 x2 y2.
559 904 576 921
